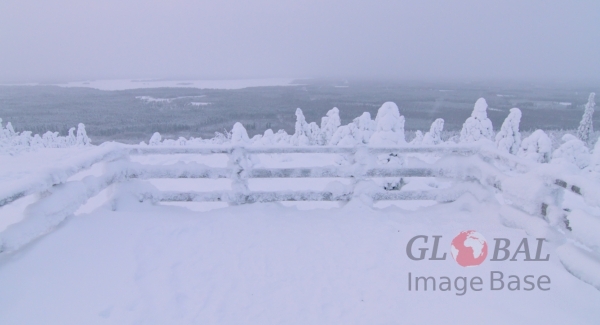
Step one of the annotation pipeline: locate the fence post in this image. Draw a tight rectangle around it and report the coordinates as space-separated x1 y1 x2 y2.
349 146 376 206
228 146 251 205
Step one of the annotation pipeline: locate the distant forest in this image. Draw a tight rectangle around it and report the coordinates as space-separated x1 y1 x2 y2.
0 79 597 144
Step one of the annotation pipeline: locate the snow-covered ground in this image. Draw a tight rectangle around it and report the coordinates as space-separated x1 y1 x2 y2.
1 192 599 324
0 142 599 324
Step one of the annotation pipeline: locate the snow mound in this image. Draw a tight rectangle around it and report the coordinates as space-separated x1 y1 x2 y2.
557 243 600 290
567 209 600 253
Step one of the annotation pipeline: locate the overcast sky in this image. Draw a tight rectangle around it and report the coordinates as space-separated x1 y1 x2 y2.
1 0 599 83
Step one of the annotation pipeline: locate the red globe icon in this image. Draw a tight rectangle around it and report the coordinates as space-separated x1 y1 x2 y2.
450 230 488 267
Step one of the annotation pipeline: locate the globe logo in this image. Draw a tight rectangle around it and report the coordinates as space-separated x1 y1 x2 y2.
450 230 488 267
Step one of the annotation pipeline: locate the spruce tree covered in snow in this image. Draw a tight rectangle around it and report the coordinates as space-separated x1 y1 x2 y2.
43 131 61 148
410 131 424 145
551 134 590 169
209 131 230 145
290 108 311 146
319 107 340 145
369 102 406 146
460 98 494 143
254 128 292 146
31 134 43 148
495 108 522 154
149 132 162 146
273 129 291 144
590 136 600 173
422 118 444 145
353 112 376 144
329 112 376 146
0 118 5 139
231 122 250 145
254 129 275 146
308 122 320 145
0 117 91 151
76 123 91 146
67 127 76 146
577 93 595 144
329 124 358 146
4 122 16 137
517 129 552 163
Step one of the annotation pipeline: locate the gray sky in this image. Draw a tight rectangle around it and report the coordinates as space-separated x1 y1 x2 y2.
1 0 599 83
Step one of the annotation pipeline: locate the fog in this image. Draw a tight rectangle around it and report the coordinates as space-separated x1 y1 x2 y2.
1 0 599 83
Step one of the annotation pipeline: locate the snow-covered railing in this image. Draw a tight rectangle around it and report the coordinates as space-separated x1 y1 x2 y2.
0 143 127 208
0 144 490 253
127 145 480 155
122 144 488 205
1 142 599 288
0 143 565 228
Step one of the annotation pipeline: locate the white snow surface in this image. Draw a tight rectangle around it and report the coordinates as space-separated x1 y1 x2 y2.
1 193 599 324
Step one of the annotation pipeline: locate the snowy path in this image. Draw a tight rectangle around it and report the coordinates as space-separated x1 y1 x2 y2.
0 196 598 324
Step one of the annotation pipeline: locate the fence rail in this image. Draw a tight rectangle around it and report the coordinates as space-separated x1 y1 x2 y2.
2 143 600 291
0 143 596 258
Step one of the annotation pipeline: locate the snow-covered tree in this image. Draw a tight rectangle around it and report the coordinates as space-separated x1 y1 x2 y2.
308 122 320 145
4 122 16 137
576 92 596 144
273 129 291 144
0 118 5 139
495 108 522 154
210 131 229 145
590 136 600 173
517 129 552 163
329 124 358 146
422 118 444 145
76 123 91 146
177 137 187 146
67 127 76 146
42 131 60 148
231 122 250 145
149 132 162 146
410 131 424 145
290 108 311 146
353 112 375 144
253 129 275 146
319 107 340 145
369 102 406 146
31 134 44 148
551 134 590 169
329 112 376 146
460 98 494 143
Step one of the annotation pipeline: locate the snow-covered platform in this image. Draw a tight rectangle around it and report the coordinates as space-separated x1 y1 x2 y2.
0 196 598 324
